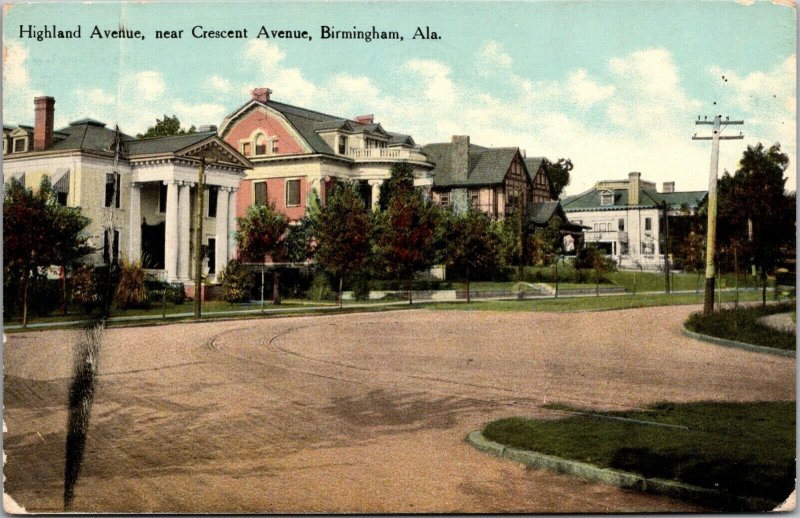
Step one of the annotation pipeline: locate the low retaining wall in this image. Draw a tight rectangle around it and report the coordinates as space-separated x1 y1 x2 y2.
465 431 778 512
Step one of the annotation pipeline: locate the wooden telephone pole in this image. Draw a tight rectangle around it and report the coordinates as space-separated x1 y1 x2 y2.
692 114 743 315
193 158 206 319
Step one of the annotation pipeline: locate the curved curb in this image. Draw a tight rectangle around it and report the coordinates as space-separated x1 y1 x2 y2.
682 327 795 358
465 431 778 512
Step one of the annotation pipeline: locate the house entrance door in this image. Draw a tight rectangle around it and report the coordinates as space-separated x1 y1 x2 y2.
142 221 166 269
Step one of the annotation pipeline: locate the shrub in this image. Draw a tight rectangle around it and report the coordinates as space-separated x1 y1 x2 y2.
351 274 371 301
219 260 253 303
113 260 150 309
71 265 100 314
308 272 334 301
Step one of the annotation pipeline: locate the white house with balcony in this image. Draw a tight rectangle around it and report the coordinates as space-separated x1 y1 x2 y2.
3 96 252 288
218 87 434 223
562 172 706 270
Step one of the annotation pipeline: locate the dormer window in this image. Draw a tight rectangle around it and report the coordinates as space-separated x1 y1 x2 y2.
13 137 27 153
600 191 614 206
338 136 347 155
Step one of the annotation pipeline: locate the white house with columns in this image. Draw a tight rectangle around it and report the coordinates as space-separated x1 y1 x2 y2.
3 96 251 286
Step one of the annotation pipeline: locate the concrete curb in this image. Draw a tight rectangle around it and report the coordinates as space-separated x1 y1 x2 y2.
682 327 795 358
465 431 778 511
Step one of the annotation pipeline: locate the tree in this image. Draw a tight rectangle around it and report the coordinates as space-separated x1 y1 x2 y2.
314 182 372 304
235 203 289 302
717 143 793 306
219 259 253 303
372 164 439 303
574 245 614 294
3 177 91 326
436 209 498 302
542 158 573 198
527 216 562 266
136 115 196 139
377 162 416 211
49 191 93 314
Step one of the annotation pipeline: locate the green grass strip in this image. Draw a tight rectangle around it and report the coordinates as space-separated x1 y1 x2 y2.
685 302 796 351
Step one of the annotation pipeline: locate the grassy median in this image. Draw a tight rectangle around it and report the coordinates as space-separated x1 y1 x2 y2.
685 302 796 351
483 401 795 510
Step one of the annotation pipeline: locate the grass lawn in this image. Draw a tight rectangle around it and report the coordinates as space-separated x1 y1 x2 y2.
483 401 795 510
685 302 796 351
428 289 768 313
608 271 765 293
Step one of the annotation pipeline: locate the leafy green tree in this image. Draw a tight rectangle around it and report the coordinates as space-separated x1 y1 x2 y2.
3 177 91 326
574 245 615 293
314 182 372 304
542 158 573 198
235 203 289 302
136 115 196 139
436 209 498 302
372 169 439 303
717 143 793 306
219 259 253 303
377 162 416 211
527 216 562 266
48 190 93 314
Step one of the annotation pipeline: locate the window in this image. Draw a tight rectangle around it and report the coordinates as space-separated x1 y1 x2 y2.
159 183 168 213
468 189 480 208
286 179 301 206
208 186 218 217
645 217 652 231
13 138 26 153
103 229 120 264
207 238 216 274
105 172 121 208
272 139 279 154
618 218 625 231
2 138 7 154
242 142 251 156
440 192 450 208
338 136 348 155
599 223 607 231
600 192 614 206
254 181 268 205
57 191 68 206
255 134 267 155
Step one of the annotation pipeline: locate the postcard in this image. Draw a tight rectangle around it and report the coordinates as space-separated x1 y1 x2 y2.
2 0 796 513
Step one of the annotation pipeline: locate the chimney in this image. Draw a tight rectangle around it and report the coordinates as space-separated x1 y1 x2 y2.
662 181 675 193
451 135 470 182
198 124 217 133
354 114 374 125
34 96 55 151
251 87 272 103
628 172 641 206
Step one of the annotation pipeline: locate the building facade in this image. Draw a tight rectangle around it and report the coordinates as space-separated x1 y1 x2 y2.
3 96 251 284
562 172 706 270
219 88 435 222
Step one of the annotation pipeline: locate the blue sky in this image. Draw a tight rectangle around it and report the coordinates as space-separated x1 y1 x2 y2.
3 1 796 193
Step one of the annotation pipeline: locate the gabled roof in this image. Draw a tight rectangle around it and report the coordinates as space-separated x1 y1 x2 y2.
422 141 522 188
126 131 216 155
387 131 415 147
524 157 546 182
528 200 563 225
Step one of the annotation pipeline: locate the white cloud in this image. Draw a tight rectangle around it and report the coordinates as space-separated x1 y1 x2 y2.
405 59 456 105
243 39 286 75
172 100 227 129
207 74 233 94
4 40 29 88
567 69 615 107
127 71 165 102
477 40 513 69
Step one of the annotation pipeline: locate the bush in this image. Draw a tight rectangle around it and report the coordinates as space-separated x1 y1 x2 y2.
308 272 334 301
351 275 371 301
71 264 100 315
219 260 253 303
113 260 150 309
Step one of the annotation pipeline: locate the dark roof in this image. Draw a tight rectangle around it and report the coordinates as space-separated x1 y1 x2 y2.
126 131 216 156
528 200 562 225
524 157 545 178
562 185 707 212
387 131 415 147
423 141 521 187
49 121 134 153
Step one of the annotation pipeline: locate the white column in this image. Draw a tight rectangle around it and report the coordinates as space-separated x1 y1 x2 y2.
129 182 142 262
228 188 238 260
178 181 192 281
164 180 179 281
369 180 383 211
215 187 229 275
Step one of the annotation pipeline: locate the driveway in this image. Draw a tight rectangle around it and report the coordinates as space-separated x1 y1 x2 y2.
4 306 795 512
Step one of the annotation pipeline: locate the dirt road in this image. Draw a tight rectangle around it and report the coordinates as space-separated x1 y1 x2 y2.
4 305 795 512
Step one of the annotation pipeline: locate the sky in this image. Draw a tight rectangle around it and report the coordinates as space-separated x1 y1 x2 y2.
3 0 796 195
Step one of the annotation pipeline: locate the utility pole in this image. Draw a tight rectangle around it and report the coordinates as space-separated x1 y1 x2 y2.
661 201 670 294
693 114 743 315
193 158 206 319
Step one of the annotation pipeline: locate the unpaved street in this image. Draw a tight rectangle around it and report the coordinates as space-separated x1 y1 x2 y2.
4 306 795 512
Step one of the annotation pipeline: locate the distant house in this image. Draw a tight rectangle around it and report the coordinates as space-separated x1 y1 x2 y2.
562 172 706 269
422 135 583 251
3 96 251 286
218 87 435 223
